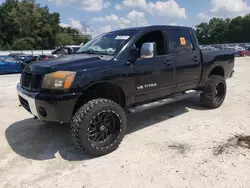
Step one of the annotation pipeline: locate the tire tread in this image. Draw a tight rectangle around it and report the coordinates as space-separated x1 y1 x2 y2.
71 99 126 156
200 75 226 109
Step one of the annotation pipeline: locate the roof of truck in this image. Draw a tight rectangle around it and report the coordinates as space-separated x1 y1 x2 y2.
110 25 192 33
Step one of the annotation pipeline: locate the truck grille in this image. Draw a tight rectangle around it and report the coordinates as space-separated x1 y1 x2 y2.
21 71 43 90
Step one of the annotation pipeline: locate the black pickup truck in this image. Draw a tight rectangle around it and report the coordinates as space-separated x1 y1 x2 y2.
17 25 235 156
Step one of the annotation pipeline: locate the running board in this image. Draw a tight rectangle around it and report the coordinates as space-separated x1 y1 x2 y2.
128 90 203 113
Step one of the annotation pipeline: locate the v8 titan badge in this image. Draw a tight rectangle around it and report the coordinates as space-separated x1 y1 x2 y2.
180 37 186 46
137 83 157 90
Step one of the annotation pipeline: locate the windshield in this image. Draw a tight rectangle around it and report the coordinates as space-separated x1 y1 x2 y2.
77 30 138 56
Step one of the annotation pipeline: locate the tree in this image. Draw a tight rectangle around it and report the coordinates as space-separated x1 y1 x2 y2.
195 14 250 44
195 22 209 44
55 33 73 46
0 0 91 50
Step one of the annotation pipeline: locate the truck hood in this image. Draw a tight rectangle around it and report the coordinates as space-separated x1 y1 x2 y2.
24 54 112 74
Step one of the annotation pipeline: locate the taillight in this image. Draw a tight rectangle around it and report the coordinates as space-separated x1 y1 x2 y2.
44 57 49 60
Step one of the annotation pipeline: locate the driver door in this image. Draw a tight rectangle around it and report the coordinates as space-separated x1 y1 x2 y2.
131 30 175 104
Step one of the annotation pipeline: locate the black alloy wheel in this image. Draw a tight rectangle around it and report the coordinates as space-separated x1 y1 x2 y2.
215 81 226 103
88 111 121 146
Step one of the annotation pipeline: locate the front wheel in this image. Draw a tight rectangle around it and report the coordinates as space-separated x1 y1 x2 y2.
71 99 127 157
200 75 227 109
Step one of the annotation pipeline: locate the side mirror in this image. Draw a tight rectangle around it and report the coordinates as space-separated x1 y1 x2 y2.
140 42 157 58
128 48 139 62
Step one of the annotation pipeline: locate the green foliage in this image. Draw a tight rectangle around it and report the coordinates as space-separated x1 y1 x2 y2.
55 33 74 46
196 14 250 44
2 0 250 48
0 0 91 50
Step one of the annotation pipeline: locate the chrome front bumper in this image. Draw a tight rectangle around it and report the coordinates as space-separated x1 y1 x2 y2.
17 87 39 117
17 83 80 123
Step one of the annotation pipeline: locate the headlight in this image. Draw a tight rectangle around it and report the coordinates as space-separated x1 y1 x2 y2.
42 71 76 90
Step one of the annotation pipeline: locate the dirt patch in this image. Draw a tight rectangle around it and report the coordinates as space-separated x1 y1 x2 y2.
238 135 250 149
168 143 190 155
213 135 250 156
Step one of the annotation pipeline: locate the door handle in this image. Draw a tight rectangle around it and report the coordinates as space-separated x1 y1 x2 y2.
192 56 199 62
164 63 172 67
164 60 173 67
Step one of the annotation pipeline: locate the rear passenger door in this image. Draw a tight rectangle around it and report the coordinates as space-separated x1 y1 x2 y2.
167 29 202 92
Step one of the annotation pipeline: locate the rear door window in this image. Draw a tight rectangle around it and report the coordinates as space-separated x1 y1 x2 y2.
168 29 194 54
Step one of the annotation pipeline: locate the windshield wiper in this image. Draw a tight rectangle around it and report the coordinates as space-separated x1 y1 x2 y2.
78 49 103 58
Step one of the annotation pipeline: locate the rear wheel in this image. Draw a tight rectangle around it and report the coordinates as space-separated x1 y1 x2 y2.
71 99 127 157
200 75 227 109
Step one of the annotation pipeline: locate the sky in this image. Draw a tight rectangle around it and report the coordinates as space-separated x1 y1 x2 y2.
35 0 250 36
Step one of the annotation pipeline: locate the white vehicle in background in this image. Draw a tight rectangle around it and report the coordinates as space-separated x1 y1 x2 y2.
52 45 83 55
200 45 219 51
231 46 245 56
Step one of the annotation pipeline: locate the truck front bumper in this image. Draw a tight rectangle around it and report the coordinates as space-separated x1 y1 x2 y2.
17 83 81 123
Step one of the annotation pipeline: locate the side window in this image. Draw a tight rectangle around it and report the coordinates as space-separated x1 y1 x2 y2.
135 30 166 56
169 29 194 54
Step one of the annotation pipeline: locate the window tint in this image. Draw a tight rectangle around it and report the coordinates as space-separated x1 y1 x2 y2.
169 29 194 54
135 30 166 56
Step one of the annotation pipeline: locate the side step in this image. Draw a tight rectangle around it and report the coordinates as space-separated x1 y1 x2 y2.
128 90 203 113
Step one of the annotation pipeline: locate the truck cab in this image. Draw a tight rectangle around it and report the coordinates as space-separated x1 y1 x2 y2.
125 26 203 104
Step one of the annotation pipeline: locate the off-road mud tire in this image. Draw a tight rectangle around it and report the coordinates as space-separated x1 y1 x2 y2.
71 99 127 157
200 75 227 109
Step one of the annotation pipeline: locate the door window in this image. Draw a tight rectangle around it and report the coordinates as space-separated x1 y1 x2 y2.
168 29 194 54
135 30 166 56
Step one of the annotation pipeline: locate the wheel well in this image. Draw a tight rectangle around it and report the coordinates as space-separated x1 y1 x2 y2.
209 66 225 78
73 82 126 114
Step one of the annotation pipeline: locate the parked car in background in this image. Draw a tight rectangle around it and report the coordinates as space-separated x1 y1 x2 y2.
225 46 244 57
38 54 57 61
235 47 246 56
52 45 82 55
26 55 39 63
8 53 25 58
200 43 250 57
0 57 23 74
18 54 39 63
240 47 250 57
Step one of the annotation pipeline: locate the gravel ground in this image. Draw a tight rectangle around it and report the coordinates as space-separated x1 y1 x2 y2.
0 57 250 188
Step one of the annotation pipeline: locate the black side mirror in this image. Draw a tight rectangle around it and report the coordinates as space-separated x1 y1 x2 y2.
129 48 139 63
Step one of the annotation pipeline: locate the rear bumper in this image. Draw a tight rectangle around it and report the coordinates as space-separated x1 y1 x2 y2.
17 83 81 123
